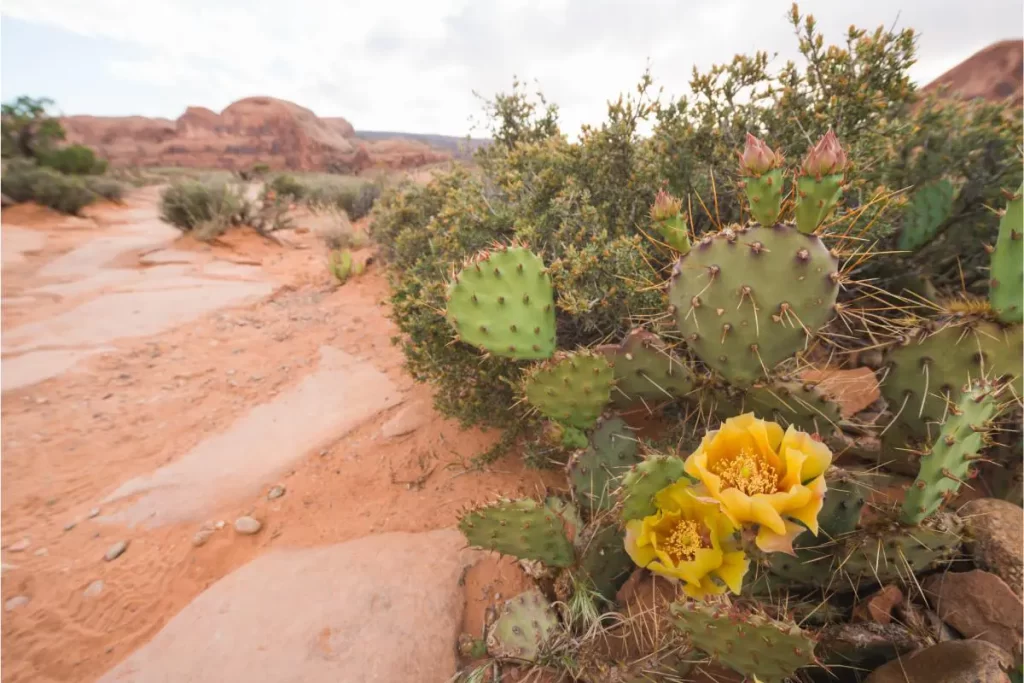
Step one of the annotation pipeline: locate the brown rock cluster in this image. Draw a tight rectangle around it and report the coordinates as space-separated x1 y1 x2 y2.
61 96 450 172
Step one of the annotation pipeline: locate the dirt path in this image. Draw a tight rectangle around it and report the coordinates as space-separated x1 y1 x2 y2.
1 189 556 683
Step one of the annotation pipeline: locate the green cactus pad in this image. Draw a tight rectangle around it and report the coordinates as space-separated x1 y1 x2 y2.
795 173 844 234
445 245 556 360
568 416 640 513
900 381 1001 525
898 179 956 252
524 350 615 429
575 523 633 601
668 224 839 386
990 183 1023 324
459 498 576 567
599 329 700 408
655 214 692 254
736 376 843 434
881 321 1023 443
817 467 871 538
742 168 784 227
670 601 817 682
487 589 560 662
619 454 688 521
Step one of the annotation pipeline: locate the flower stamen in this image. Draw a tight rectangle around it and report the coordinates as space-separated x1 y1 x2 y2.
710 447 779 496
664 519 707 562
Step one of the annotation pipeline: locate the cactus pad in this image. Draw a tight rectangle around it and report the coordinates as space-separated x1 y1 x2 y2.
742 168 784 227
670 601 817 682
524 350 615 429
445 245 556 360
795 173 844 234
898 179 956 252
619 454 688 521
600 329 699 407
900 381 1001 525
817 467 871 538
459 498 576 567
575 523 633 600
568 416 640 512
881 321 1023 442
668 224 839 386
990 183 1023 324
487 589 560 662
736 376 843 434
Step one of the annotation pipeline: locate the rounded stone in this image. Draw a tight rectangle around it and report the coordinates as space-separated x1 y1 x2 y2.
961 498 1023 598
84 580 105 598
865 640 1012 683
267 485 286 500
104 540 129 561
5 595 30 611
234 517 262 535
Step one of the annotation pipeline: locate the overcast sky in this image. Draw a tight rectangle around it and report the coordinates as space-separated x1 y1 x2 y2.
1 0 1020 137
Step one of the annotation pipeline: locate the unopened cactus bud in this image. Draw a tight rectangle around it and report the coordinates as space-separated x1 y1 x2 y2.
650 189 683 222
801 129 847 178
738 133 782 176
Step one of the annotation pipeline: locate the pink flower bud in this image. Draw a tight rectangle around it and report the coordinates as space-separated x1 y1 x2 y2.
738 133 781 176
650 188 683 222
802 129 847 177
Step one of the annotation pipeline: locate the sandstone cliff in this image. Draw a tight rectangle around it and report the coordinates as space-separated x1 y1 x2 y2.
922 39 1023 106
61 96 449 172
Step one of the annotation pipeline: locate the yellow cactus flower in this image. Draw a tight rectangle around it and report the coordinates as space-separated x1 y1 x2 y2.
624 479 749 599
683 413 832 555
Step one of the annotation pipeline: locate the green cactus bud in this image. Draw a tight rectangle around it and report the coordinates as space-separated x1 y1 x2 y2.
739 133 785 227
795 130 847 234
650 189 691 254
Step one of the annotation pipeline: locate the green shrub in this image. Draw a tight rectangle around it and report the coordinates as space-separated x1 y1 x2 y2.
375 5 1022 435
267 173 306 200
39 144 107 175
1 159 97 214
159 179 249 232
84 176 126 202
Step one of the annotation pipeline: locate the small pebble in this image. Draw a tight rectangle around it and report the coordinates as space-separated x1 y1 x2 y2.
267 485 286 500
63 521 77 532
88 508 100 519
234 516 262 535
104 540 129 561
215 520 225 530
83 580 104 598
7 539 30 553
5 596 30 611
192 529 215 548
33 548 47 557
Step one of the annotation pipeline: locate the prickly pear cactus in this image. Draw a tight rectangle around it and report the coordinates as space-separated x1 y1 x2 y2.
568 416 640 512
650 189 692 254
738 133 784 227
487 589 560 662
881 321 1023 444
599 329 699 407
901 381 1000 525
619 454 687 521
817 467 871 538
668 224 839 386
445 245 556 360
670 601 817 682
575 523 634 600
459 498 576 567
735 377 843 435
524 350 615 429
990 183 1023 324
898 179 956 252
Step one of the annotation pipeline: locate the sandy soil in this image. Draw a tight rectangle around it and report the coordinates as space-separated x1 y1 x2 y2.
1 190 558 683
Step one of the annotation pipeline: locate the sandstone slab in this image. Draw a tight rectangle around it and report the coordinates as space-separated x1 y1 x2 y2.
865 640 1012 683
98 530 473 683
924 569 1023 654
962 498 1023 597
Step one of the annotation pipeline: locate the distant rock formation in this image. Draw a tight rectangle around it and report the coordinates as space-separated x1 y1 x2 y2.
60 96 451 172
922 39 1023 106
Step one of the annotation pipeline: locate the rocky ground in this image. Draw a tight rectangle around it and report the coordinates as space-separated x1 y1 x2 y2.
1 188 555 683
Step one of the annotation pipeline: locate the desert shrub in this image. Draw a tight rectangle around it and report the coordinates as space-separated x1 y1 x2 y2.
84 176 126 202
318 209 367 250
375 5 1022 434
1 96 65 159
267 173 307 200
1 159 97 214
38 144 107 175
158 179 249 232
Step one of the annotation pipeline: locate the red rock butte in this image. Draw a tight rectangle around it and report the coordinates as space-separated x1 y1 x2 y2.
60 96 450 172
922 39 1023 106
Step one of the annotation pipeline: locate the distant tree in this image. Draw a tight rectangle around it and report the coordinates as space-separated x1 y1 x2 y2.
1 96 66 159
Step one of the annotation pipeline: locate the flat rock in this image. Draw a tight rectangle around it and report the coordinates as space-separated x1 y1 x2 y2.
924 569 1023 654
2 347 114 393
799 367 880 417
852 585 903 625
961 498 1023 597
865 640 1012 683
139 249 203 266
381 401 429 439
2 226 47 266
101 347 401 527
234 516 262 535
98 530 474 683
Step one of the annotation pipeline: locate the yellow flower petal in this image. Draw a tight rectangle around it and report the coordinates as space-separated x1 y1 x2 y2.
780 426 832 482
787 476 827 535
717 487 752 526
745 414 783 470
714 550 750 593
750 496 787 535
624 520 657 567
780 445 809 490
682 575 727 599
755 520 808 555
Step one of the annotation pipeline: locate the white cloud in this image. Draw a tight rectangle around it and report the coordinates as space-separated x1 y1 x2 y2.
2 0 1020 135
